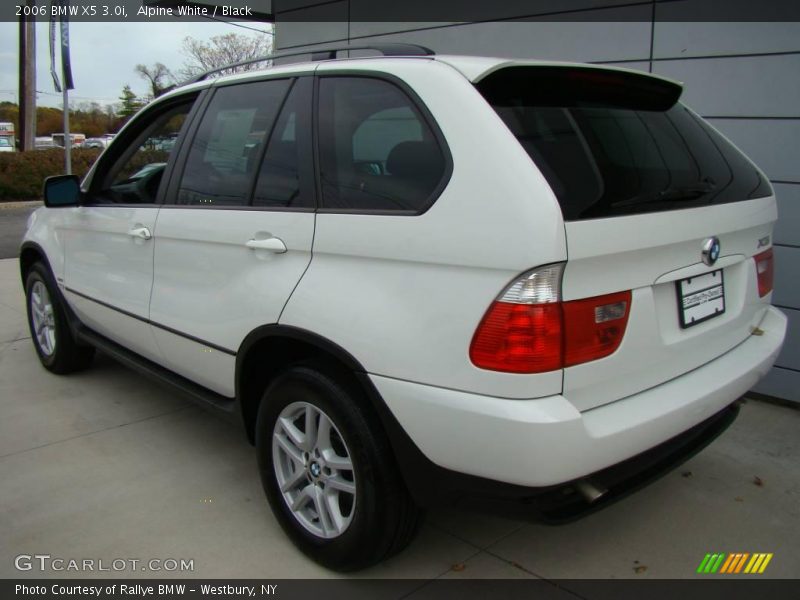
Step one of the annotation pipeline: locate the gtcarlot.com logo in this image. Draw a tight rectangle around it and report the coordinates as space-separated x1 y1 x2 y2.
14 554 194 573
697 552 773 574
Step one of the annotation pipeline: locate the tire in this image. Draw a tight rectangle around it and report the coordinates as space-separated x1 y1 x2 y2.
25 262 94 374
255 364 421 571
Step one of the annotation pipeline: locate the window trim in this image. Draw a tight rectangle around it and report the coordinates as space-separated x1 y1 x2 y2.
251 76 317 211
313 70 453 216
162 74 317 213
82 90 206 208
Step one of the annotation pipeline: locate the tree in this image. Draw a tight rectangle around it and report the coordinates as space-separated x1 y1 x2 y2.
69 101 115 137
118 85 144 118
0 102 19 128
135 62 175 98
36 107 62 136
179 32 272 80
104 103 125 132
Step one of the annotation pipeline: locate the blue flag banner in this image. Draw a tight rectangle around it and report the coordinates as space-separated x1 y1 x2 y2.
48 1 61 92
60 1 75 90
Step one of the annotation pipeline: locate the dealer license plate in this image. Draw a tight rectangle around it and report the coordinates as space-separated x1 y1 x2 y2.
676 270 725 328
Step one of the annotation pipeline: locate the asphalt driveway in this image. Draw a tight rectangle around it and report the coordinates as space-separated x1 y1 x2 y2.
0 201 40 259
0 258 798 586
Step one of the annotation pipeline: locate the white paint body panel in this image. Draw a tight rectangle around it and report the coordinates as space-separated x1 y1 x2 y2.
149 208 315 397
61 206 162 362
561 196 778 411
281 59 567 398
22 207 66 281
433 54 683 86
375 307 786 487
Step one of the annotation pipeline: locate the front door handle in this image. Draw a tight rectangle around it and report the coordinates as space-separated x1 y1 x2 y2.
245 237 287 254
128 226 152 240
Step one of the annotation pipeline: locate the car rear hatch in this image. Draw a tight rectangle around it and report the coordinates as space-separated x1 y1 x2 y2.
475 64 776 411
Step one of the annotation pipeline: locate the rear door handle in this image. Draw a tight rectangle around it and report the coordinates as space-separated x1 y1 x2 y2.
245 237 287 254
128 226 152 240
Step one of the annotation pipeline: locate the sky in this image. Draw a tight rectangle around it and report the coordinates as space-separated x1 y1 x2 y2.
0 19 274 108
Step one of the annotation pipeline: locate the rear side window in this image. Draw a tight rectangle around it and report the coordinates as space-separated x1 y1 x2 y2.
318 76 447 212
477 67 772 221
177 79 291 206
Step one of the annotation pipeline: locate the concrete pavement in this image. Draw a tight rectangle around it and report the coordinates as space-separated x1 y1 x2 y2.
0 257 798 585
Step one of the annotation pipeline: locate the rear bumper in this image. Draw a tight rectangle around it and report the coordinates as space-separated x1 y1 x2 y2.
460 402 739 522
372 306 786 492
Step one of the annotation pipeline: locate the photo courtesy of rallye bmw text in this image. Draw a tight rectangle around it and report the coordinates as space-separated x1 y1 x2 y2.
1 0 799 598
14 584 276 596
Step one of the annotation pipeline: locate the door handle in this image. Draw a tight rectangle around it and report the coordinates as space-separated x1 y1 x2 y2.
128 226 152 240
245 237 287 254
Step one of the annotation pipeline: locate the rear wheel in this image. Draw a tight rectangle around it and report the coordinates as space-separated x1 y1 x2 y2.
25 262 94 374
255 365 421 571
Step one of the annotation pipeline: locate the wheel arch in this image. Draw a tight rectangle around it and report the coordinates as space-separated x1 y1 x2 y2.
235 325 374 445
235 323 443 506
19 241 53 285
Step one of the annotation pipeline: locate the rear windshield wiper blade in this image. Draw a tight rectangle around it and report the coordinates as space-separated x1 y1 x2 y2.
612 184 716 208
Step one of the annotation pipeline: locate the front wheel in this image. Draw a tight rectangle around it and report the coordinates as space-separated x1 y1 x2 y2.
255 365 421 571
25 262 94 374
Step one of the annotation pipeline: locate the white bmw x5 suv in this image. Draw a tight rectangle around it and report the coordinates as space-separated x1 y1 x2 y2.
21 44 786 571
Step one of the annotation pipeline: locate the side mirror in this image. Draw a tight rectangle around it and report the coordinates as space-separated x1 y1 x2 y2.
43 175 81 208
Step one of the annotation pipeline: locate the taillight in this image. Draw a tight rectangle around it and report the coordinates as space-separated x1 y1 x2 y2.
754 248 774 297
562 291 631 367
470 264 631 374
469 264 563 373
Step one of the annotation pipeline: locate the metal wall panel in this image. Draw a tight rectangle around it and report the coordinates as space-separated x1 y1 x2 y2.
772 308 800 370
752 366 800 402
773 183 800 246
652 22 800 58
773 247 800 312
337 17 652 63
275 3 349 48
706 119 800 184
653 54 800 117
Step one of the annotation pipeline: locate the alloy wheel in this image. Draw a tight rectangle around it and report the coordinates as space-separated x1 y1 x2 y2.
30 281 56 357
272 401 357 539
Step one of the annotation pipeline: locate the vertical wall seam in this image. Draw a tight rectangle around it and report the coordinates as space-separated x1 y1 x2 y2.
649 0 656 72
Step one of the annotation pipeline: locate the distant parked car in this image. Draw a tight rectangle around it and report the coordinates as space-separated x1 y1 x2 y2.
83 138 107 149
147 137 176 152
35 142 62 150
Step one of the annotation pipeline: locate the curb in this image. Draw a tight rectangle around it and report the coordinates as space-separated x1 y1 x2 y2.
0 200 43 210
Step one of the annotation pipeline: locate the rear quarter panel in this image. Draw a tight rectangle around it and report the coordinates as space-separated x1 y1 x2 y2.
281 59 567 399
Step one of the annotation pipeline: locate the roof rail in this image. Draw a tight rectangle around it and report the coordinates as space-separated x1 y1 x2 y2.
187 43 436 84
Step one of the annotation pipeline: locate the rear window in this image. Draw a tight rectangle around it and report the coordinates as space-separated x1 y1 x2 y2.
318 76 447 213
477 67 772 221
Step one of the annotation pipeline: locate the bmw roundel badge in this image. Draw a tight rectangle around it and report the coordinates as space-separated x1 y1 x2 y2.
701 236 721 266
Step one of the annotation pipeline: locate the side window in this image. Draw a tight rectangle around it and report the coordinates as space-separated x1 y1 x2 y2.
177 79 291 206
318 77 447 212
252 81 310 208
93 102 192 205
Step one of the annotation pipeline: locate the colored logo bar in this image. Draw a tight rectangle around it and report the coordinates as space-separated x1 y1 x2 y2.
696 553 773 574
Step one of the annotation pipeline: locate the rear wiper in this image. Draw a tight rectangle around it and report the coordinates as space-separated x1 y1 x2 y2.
612 184 716 208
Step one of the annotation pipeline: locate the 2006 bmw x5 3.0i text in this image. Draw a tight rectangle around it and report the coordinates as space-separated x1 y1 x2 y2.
20 45 786 571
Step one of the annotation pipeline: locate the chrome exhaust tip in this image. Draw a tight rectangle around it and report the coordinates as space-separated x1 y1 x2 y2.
574 479 608 504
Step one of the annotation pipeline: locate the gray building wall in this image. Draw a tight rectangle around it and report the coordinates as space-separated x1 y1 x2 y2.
274 4 800 402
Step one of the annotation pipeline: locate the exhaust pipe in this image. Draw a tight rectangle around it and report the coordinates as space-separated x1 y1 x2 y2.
574 479 608 504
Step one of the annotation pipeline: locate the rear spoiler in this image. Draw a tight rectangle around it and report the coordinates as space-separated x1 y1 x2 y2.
476 65 683 111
